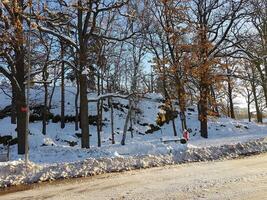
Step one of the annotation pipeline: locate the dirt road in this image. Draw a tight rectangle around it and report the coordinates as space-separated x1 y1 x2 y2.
1 153 267 200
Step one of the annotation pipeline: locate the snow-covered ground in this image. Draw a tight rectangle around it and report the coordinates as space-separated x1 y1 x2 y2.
3 153 267 200
0 87 267 187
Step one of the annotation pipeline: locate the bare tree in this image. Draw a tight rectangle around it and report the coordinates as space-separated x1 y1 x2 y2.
188 0 245 138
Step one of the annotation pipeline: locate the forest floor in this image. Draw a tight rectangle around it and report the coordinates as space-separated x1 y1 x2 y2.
1 153 266 200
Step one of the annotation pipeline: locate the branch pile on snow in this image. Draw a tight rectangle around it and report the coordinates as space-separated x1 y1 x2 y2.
1 137 266 188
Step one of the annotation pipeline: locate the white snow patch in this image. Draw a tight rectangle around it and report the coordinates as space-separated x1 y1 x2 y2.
0 88 267 187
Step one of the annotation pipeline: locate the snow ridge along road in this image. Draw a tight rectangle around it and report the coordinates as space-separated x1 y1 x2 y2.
0 138 267 187
1 137 267 188
1 153 267 200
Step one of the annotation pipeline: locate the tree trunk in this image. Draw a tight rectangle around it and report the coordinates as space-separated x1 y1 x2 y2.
179 111 187 130
227 73 235 119
99 99 103 132
16 92 27 155
99 68 104 132
121 100 132 145
97 100 101 147
210 85 219 116
48 76 57 110
150 67 154 93
109 97 115 144
60 43 65 129
264 59 267 107
247 101 251 122
130 108 133 138
15 57 27 154
11 85 17 124
162 68 177 137
80 74 89 148
255 62 267 108
251 83 262 123
199 83 209 138
171 117 177 136
176 78 187 131
168 98 177 137
42 82 48 135
13 0 27 155
96 68 103 147
75 72 80 131
262 83 267 108
42 59 49 135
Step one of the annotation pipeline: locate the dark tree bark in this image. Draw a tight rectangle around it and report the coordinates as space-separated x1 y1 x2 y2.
42 73 49 135
247 63 263 123
0 0 29 154
251 82 263 123
60 43 65 129
97 100 101 147
171 112 177 136
199 83 209 138
77 0 90 148
198 24 209 139
227 69 235 119
247 101 251 122
15 92 27 155
14 0 27 154
150 67 154 93
11 85 17 124
80 73 89 148
75 72 80 131
48 75 57 110
176 78 187 131
246 86 252 122
96 68 102 147
210 85 219 116
15 51 27 154
130 109 133 138
108 97 115 144
99 67 104 133
41 44 51 135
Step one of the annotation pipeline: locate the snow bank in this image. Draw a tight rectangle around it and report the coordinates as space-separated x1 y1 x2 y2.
1 137 267 188
173 138 267 162
1 89 267 188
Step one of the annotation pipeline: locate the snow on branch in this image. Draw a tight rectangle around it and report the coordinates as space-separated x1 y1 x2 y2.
36 26 78 50
88 92 149 102
0 67 22 93
21 14 78 49
62 60 79 72
88 93 134 102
